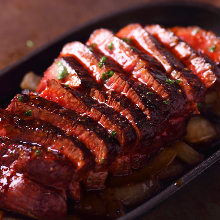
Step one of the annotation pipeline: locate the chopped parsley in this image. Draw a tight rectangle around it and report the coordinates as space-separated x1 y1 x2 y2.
191 28 199 36
110 130 117 137
163 100 169 105
100 158 105 164
147 91 153 95
209 45 216 53
166 79 175 85
89 43 96 52
166 79 181 85
99 56 107 68
25 110 32 116
35 149 41 157
197 102 203 108
123 38 131 43
175 79 181 84
108 42 114 50
26 40 34 48
101 71 114 81
60 147 64 150
17 95 23 102
56 61 69 80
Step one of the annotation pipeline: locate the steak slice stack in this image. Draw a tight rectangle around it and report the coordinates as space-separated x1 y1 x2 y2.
1 24 220 219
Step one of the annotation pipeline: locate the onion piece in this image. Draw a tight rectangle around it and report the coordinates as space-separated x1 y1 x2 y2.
108 147 177 186
184 116 217 144
158 159 185 181
20 71 41 91
111 178 159 206
171 142 203 166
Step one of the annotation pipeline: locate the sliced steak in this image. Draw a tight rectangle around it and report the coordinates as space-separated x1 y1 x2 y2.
87 29 191 118
117 24 205 102
41 79 137 150
171 26 220 66
0 172 67 220
8 93 116 166
0 137 74 190
59 42 152 144
146 24 220 89
0 108 91 173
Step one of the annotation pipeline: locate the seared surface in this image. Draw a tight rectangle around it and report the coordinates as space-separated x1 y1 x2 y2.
1 23 220 219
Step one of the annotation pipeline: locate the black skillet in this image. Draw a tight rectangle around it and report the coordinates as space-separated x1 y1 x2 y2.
0 1 220 220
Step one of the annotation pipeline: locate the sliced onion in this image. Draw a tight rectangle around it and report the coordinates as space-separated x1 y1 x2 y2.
108 147 177 186
158 159 185 181
20 71 41 91
184 116 217 143
111 178 159 206
171 142 203 166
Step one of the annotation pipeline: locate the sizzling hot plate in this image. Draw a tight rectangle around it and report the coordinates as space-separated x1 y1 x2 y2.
1 2 220 220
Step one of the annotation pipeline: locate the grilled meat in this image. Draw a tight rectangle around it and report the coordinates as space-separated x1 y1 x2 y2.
1 24 220 219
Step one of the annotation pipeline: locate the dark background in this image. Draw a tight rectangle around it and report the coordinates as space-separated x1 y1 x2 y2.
1 0 220 219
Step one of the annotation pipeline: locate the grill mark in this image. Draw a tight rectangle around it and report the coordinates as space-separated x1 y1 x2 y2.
117 24 205 102
0 137 74 190
60 43 154 144
87 28 170 99
0 108 92 172
41 79 136 149
146 24 220 89
8 93 117 165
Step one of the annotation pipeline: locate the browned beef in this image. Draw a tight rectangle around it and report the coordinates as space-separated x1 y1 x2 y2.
41 79 137 150
117 24 205 102
86 29 193 119
145 24 220 90
0 137 74 190
0 108 92 173
8 93 117 166
0 172 67 220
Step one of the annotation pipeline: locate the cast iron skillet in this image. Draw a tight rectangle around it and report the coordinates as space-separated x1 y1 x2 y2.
0 2 220 220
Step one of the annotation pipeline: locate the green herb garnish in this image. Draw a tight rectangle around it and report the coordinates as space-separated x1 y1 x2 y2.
209 45 216 53
100 158 105 164
26 40 34 48
35 149 41 157
56 61 69 80
123 38 131 43
197 102 203 108
17 95 23 102
99 56 107 68
163 100 169 105
166 79 175 85
25 110 32 116
175 79 181 84
108 42 114 50
89 43 96 52
110 130 117 137
147 92 153 96
101 71 114 81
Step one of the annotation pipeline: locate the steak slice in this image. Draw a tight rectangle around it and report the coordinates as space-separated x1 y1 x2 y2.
0 137 73 190
8 93 117 166
0 108 91 173
146 24 220 89
117 24 205 102
41 79 137 150
171 26 220 66
59 43 152 144
0 172 67 220
87 28 170 99
38 57 101 93
87 29 190 118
